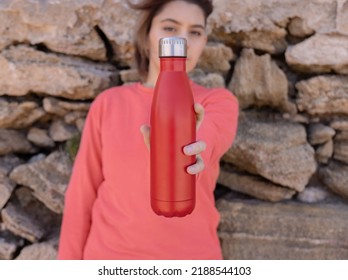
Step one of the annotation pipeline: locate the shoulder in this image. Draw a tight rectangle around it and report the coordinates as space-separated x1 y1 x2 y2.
90 83 139 109
94 83 137 102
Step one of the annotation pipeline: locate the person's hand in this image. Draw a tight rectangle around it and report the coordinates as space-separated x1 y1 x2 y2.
140 103 206 175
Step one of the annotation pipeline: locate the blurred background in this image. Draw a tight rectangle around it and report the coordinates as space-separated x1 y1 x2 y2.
0 0 348 260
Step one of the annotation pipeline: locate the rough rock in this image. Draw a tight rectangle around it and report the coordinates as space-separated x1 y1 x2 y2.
218 169 296 202
229 48 295 113
76 118 86 132
335 131 348 141
0 154 23 178
0 177 16 210
64 111 88 125
316 139 334 164
308 123 336 145
1 203 44 242
188 69 225 88
120 69 140 84
27 127 55 148
16 242 57 260
43 97 90 117
0 227 24 260
0 0 107 60
0 129 36 156
0 45 118 100
331 119 348 131
0 98 46 129
333 141 348 164
319 161 348 199
10 151 72 214
286 34 348 74
197 42 235 74
209 0 338 54
97 0 137 66
287 16 314 37
49 120 79 142
217 197 348 259
13 187 62 238
296 75 348 116
222 112 316 191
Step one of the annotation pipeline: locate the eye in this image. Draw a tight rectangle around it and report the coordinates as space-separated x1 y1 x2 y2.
190 30 202 37
163 26 176 32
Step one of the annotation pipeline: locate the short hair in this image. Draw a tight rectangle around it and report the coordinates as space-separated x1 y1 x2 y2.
128 0 213 81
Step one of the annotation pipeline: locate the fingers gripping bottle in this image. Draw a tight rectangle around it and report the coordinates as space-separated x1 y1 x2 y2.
150 37 196 217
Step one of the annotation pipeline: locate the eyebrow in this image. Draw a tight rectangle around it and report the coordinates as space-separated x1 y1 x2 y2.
160 18 205 30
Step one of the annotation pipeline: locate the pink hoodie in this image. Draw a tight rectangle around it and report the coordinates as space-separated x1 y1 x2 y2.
58 82 238 259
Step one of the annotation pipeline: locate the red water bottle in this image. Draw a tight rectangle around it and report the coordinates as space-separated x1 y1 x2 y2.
150 37 196 217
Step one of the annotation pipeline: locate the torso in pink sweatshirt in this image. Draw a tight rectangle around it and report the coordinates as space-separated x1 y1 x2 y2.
58 82 238 260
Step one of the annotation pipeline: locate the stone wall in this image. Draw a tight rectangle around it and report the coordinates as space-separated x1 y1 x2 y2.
0 0 347 260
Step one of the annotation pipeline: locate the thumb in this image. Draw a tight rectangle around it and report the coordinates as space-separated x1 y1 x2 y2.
140 124 151 150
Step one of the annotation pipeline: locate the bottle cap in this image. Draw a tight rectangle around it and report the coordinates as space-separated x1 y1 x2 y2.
159 37 187 57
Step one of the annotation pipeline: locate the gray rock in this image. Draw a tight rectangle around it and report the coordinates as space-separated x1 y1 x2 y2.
217 198 348 259
0 45 118 100
49 120 79 142
316 139 334 164
0 154 23 178
319 161 348 199
229 48 295 113
308 123 336 145
333 141 348 165
197 42 235 74
188 69 225 88
0 227 24 260
1 203 44 242
9 151 72 213
0 98 46 129
218 169 296 202
13 187 62 237
297 186 328 204
222 112 316 191
296 75 348 116
28 154 46 164
0 129 36 156
0 177 16 210
27 128 55 148
16 242 57 260
286 34 348 74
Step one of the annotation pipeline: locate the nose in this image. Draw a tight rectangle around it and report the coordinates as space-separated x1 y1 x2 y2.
178 32 190 50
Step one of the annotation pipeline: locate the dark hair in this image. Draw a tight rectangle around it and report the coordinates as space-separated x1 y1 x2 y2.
128 0 213 81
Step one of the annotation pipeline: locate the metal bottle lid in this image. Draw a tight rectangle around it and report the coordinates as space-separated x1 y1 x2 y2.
159 37 187 57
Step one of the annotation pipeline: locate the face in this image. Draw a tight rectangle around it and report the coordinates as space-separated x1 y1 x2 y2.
146 0 207 82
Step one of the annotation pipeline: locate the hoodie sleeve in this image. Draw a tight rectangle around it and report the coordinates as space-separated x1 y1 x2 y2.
57 96 104 260
197 88 239 166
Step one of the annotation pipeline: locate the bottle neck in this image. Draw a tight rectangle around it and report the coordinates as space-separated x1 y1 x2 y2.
160 57 186 72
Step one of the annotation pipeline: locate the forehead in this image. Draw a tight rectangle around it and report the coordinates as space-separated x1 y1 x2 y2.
155 1 205 25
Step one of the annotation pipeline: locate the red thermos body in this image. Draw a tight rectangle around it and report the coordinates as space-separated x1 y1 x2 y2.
150 37 196 217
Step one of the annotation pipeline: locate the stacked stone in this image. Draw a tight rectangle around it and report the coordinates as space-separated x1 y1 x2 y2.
210 0 348 259
0 0 348 260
